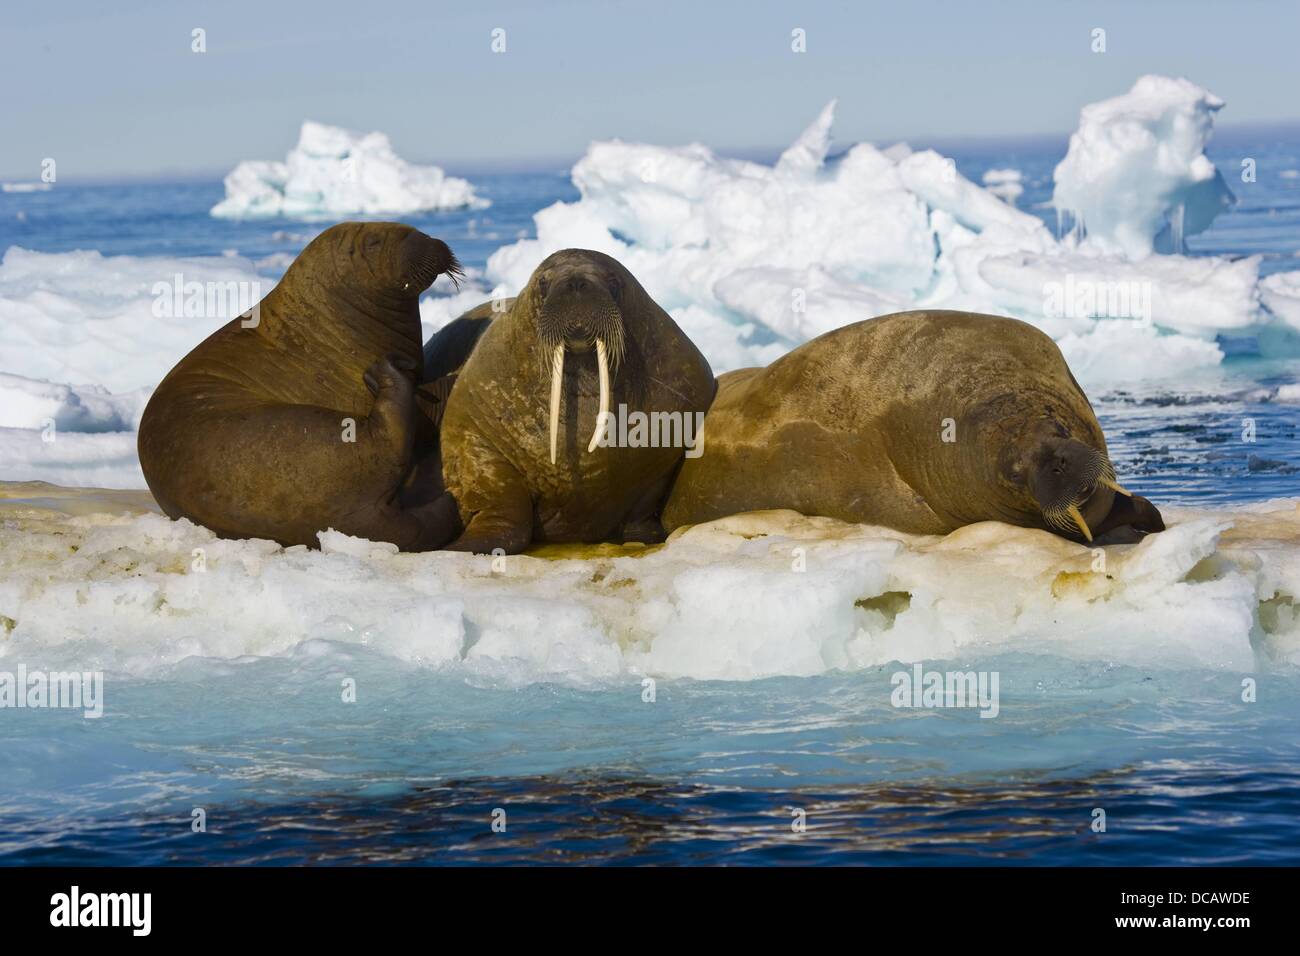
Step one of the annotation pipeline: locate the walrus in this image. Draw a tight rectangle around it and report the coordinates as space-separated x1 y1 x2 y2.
392 297 512 513
422 297 506 383
438 249 716 553
138 221 464 550
662 310 1164 544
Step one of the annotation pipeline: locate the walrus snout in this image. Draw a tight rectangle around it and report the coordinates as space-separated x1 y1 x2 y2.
399 230 461 294
537 279 627 465
1029 437 1128 542
540 279 621 338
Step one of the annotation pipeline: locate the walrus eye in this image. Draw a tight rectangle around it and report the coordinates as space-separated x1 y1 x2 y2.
537 276 550 298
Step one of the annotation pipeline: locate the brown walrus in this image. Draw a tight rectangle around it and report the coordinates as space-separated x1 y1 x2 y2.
138 221 463 550
437 249 716 553
662 310 1164 544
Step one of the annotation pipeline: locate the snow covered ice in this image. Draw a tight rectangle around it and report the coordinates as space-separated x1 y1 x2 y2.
211 121 488 219
0 488 1296 683
0 246 274 394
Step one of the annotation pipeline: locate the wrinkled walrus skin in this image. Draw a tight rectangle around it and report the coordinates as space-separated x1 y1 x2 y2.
138 222 463 550
438 250 716 553
662 310 1164 544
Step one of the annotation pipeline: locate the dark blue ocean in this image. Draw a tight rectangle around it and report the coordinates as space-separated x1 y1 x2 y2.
1 128 1298 865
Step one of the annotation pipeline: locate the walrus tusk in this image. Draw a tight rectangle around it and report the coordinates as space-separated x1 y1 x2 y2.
1097 476 1131 497
587 337 610 453
1066 503 1093 542
549 344 564 465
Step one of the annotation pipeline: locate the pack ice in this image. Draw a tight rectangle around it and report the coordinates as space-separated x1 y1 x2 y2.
474 76 1297 386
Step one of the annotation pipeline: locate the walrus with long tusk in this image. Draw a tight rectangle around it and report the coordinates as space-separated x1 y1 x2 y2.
437 249 716 553
661 310 1165 544
138 221 464 550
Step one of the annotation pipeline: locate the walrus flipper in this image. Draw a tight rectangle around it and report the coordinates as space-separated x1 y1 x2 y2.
444 483 534 555
413 374 458 431
1092 492 1166 541
398 373 459 512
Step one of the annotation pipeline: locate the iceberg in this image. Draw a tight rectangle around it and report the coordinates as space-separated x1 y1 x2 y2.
1052 75 1236 258
211 121 488 219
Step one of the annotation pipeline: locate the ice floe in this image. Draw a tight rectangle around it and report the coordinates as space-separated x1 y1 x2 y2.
211 120 487 219
1 484 1296 683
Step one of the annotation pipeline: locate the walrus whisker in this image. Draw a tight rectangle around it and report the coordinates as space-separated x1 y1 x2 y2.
587 337 611 453
549 343 564 465
1066 503 1093 542
428 252 460 290
440 254 464 291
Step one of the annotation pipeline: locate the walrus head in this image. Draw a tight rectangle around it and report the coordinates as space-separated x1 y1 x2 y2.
1024 436 1129 542
265 222 462 386
522 249 631 464
291 221 462 304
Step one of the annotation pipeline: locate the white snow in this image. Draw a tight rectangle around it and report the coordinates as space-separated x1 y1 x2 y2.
211 121 488 219
1052 75 1235 258
1 485 1296 682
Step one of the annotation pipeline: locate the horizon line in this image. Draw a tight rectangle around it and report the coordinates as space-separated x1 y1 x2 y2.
6 116 1300 188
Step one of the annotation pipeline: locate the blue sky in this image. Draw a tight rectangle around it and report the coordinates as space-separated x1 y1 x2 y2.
3 0 1298 180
